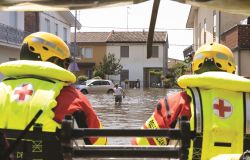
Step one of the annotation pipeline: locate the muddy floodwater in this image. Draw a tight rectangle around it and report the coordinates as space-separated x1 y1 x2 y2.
75 88 180 160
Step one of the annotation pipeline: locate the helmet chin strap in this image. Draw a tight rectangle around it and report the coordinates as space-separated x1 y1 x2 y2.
194 58 226 74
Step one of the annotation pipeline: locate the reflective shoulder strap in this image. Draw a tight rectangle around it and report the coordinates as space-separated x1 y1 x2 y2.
188 87 203 160
243 92 250 150
188 87 203 133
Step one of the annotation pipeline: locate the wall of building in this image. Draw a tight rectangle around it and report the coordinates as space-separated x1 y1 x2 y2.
79 45 106 65
197 8 214 44
39 12 71 43
192 8 245 50
25 12 39 33
239 50 250 78
107 43 164 84
0 12 24 30
0 45 20 63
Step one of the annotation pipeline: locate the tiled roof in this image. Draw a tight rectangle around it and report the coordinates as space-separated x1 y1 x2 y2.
72 32 110 42
72 31 167 43
106 31 167 43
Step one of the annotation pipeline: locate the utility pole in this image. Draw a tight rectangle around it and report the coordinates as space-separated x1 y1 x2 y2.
127 6 130 31
73 10 77 72
74 10 77 61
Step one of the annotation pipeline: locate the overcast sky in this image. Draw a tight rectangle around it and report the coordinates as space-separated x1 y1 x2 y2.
72 0 193 60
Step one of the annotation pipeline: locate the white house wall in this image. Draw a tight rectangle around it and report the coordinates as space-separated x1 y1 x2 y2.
107 43 164 83
238 50 250 78
39 12 71 43
0 46 20 63
0 12 24 30
198 8 214 45
0 12 24 65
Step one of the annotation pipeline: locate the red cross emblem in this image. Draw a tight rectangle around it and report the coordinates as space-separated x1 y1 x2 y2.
213 98 233 118
12 84 34 102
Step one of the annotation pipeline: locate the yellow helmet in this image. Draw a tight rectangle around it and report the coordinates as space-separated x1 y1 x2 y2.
192 43 236 74
20 32 71 68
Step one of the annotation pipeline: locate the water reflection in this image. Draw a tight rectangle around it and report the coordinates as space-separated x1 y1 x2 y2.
86 88 180 145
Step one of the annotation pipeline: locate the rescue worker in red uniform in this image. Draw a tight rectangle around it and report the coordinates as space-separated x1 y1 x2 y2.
0 32 107 160
132 42 250 159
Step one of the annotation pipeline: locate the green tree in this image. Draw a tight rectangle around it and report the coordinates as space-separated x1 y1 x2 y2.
164 62 189 88
77 75 88 84
93 67 105 79
95 53 123 79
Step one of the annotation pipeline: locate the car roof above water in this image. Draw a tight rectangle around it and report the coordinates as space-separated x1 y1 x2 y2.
86 79 113 84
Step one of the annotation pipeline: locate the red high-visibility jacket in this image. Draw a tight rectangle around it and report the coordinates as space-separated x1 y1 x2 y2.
54 85 107 145
132 91 191 145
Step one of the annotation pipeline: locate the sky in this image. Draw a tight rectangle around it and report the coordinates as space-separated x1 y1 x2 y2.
73 0 193 60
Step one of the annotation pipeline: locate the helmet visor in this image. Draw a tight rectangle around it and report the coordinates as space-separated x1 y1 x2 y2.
192 51 235 73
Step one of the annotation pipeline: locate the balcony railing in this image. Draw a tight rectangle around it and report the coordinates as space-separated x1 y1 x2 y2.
0 23 30 46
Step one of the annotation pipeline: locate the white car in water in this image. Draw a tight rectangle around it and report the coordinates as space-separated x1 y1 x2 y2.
74 79 115 94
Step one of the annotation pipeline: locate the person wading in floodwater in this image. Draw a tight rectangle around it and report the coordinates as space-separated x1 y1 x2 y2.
113 83 125 105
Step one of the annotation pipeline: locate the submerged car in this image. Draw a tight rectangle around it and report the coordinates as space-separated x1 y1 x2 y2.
74 79 115 94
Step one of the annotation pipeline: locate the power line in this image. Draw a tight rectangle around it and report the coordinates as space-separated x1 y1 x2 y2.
80 25 193 31
169 44 192 47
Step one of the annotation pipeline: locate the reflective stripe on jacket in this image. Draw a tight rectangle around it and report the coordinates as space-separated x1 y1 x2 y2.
132 91 191 145
132 98 171 145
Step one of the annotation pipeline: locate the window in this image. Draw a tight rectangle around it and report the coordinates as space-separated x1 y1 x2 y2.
82 48 93 59
198 23 201 47
92 81 101 85
120 46 129 57
55 23 58 35
9 12 17 28
101 81 110 85
204 18 206 44
120 70 129 81
45 18 50 32
213 10 217 42
63 27 67 42
152 46 159 58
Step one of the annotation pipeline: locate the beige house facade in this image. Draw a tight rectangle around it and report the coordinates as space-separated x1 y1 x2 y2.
73 32 110 78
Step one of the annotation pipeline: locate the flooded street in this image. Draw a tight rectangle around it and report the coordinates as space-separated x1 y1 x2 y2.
87 88 179 145
75 88 180 160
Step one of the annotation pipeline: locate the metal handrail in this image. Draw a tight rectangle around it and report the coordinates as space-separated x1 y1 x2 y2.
60 116 191 159
0 116 191 160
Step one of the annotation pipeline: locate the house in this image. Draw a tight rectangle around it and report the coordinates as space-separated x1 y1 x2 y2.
185 6 250 76
74 31 168 87
73 32 110 78
25 11 81 44
0 12 25 63
106 31 168 88
0 11 81 63
220 19 250 77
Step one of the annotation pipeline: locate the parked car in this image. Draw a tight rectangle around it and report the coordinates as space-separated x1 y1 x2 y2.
74 79 115 94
